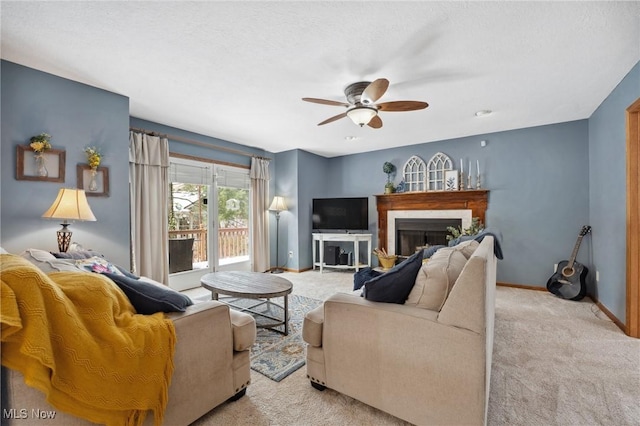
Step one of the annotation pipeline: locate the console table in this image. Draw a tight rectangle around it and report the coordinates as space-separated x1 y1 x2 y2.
312 233 372 273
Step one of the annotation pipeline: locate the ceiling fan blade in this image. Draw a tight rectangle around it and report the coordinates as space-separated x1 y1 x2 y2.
361 78 389 105
367 115 383 129
302 97 350 107
377 100 429 112
318 112 348 126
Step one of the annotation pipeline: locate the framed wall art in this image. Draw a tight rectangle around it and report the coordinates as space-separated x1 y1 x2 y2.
77 164 109 197
444 170 459 191
16 145 66 182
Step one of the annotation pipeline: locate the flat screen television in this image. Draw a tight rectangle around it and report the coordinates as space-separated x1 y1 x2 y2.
312 197 369 231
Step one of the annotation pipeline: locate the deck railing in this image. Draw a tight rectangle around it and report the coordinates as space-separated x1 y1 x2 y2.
168 227 249 264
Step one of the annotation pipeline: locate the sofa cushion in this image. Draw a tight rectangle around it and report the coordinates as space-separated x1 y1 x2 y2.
362 249 424 304
353 267 382 291
101 272 193 314
406 248 467 311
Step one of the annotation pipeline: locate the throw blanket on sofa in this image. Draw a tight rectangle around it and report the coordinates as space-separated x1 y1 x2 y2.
0 254 176 426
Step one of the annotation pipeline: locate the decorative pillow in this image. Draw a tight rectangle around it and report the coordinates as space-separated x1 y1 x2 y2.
353 267 382 291
101 272 193 314
75 256 125 275
0 247 9 254
52 250 139 279
406 248 467 311
423 245 446 259
363 249 424 304
451 239 480 259
20 249 83 273
51 250 104 260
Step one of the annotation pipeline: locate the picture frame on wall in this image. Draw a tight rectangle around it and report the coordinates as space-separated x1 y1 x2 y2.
77 164 109 197
16 145 66 182
444 170 458 191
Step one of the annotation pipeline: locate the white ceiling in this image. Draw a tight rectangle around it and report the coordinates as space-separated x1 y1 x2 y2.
2 1 639 158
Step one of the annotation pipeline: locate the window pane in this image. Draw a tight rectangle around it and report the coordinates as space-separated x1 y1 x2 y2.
168 182 209 272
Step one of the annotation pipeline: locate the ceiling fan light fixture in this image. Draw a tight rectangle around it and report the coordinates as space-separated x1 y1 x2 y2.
347 106 377 127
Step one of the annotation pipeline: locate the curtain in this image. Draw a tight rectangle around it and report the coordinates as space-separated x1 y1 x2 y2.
250 157 270 272
129 131 170 284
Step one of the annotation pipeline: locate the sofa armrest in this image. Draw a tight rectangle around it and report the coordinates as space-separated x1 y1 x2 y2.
302 304 324 347
229 309 256 351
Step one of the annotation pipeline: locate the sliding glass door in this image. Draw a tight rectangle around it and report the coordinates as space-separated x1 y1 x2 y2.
214 166 251 271
168 157 250 291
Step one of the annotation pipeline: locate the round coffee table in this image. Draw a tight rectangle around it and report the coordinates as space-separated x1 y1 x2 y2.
200 271 293 335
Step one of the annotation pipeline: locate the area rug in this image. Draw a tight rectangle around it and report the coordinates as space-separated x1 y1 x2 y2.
229 294 322 382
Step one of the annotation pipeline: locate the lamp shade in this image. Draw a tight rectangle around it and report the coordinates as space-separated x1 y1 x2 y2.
42 188 97 221
347 107 377 126
268 196 288 212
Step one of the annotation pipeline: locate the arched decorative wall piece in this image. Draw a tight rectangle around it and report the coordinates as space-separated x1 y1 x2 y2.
402 155 426 192
427 152 452 191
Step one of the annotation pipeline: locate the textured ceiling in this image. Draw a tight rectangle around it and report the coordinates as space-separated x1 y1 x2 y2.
1 1 639 158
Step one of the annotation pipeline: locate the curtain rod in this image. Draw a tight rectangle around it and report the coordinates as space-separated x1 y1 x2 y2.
129 126 270 161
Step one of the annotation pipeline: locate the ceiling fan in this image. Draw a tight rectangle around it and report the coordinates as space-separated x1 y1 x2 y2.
302 78 428 129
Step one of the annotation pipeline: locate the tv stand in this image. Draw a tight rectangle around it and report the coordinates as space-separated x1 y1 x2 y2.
312 233 372 273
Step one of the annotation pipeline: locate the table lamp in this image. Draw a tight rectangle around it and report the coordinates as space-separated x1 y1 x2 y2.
269 196 288 273
42 188 97 252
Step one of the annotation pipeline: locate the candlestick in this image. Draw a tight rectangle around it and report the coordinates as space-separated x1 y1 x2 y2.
460 159 464 174
476 160 480 175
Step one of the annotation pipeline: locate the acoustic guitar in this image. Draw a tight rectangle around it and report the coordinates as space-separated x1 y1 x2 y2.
546 225 591 301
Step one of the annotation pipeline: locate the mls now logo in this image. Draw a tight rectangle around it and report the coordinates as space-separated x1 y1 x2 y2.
3 408 56 419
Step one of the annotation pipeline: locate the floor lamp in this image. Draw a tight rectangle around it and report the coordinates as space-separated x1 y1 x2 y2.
269 196 288 273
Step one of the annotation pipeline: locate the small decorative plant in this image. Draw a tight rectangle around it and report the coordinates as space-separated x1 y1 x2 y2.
84 146 102 170
29 133 52 153
446 217 484 241
383 162 396 193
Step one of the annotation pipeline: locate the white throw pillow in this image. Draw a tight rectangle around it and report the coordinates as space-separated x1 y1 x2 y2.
406 248 467 311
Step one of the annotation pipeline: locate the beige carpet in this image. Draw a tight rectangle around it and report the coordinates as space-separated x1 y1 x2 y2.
191 270 640 426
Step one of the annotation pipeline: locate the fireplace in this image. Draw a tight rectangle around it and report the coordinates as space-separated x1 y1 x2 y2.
396 218 461 258
375 190 489 255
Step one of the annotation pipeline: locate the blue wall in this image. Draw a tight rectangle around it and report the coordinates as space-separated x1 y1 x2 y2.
588 61 640 320
1 61 130 267
310 120 591 288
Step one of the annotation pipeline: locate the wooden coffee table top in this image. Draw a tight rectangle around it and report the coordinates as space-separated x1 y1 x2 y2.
200 271 292 299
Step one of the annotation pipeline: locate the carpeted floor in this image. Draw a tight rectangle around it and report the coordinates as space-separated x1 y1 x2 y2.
191 269 640 426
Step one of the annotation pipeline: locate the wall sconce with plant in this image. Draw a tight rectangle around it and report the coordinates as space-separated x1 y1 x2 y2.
84 146 102 192
30 133 52 177
16 133 66 182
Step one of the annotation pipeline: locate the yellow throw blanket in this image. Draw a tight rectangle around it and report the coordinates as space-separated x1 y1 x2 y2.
1 254 176 426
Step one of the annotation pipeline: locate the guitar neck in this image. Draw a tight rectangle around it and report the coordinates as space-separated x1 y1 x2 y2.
567 235 584 268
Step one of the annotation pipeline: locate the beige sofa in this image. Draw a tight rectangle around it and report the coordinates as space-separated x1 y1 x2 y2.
303 236 497 425
2 250 257 426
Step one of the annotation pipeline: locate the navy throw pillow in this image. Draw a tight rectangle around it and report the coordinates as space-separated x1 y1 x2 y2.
101 272 193 315
353 267 383 291
363 249 424 304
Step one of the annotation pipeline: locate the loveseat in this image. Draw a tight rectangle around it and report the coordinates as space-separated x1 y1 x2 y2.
1 249 256 425
302 236 497 425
